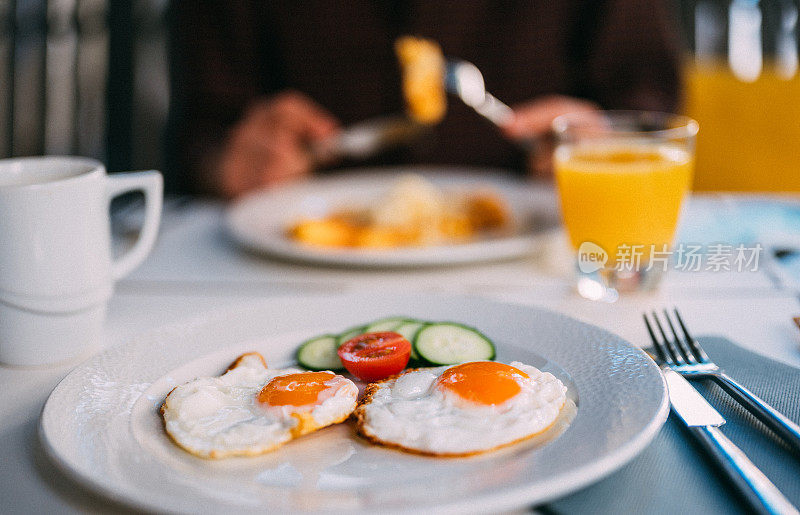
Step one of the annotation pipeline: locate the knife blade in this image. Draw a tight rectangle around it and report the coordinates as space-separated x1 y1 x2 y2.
663 368 798 515
664 367 725 426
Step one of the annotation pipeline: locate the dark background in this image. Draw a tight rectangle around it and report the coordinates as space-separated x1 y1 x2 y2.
0 0 796 180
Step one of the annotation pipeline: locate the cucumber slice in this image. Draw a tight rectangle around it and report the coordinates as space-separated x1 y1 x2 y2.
296 335 343 371
413 323 495 365
364 316 407 333
394 320 427 340
336 325 367 346
394 320 428 360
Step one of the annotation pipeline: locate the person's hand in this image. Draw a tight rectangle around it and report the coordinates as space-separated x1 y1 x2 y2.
501 95 599 177
216 91 340 198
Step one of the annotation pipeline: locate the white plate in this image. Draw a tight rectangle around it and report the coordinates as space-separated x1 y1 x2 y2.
225 167 560 267
40 294 668 514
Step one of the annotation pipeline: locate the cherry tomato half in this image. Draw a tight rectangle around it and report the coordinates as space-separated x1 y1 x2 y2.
337 331 411 382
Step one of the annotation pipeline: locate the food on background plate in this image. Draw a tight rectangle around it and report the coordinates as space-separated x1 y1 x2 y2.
296 315 496 381
161 352 357 459
355 361 567 456
395 36 447 124
288 174 512 249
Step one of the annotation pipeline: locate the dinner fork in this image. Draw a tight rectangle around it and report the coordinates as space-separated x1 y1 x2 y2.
445 59 543 159
644 309 800 455
317 60 520 163
445 59 514 127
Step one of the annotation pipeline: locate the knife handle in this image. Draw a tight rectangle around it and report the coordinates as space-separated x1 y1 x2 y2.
713 373 800 455
689 425 798 515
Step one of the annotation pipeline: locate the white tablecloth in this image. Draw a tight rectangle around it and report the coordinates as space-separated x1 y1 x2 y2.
2 196 799 514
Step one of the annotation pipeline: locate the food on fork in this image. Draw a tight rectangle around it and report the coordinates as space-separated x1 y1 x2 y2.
355 361 567 456
160 352 358 459
288 174 512 249
395 36 447 124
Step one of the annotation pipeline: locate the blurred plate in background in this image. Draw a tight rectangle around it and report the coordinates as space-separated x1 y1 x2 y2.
225 167 560 267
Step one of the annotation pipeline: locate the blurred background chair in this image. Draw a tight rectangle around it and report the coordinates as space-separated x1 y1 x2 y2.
0 0 167 174
0 0 798 191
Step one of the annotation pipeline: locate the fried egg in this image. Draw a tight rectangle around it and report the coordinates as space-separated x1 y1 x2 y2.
354 361 567 456
161 352 358 459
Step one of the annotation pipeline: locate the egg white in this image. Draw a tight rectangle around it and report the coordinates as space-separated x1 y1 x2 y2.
356 361 567 455
161 354 358 458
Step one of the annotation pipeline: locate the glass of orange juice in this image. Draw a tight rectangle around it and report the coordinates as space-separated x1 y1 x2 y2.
552 111 698 301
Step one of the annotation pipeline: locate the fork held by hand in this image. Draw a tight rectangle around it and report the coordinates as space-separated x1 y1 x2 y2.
645 309 800 455
445 59 514 127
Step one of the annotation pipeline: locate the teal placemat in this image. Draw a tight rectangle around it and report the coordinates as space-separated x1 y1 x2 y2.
545 337 800 514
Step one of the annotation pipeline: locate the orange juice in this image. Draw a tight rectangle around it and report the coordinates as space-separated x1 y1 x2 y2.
685 60 800 192
555 143 694 263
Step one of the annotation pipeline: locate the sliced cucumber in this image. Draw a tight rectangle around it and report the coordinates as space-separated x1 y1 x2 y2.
394 320 428 360
336 325 367 346
296 335 343 371
364 316 407 333
413 323 495 365
394 320 427 340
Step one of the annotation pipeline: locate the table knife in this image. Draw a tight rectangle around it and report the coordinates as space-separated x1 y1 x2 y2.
663 368 798 515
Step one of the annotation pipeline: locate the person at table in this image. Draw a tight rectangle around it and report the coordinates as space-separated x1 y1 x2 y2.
166 0 682 198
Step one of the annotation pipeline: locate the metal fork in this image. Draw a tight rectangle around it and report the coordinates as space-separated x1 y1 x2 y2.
445 59 544 157
445 59 514 127
644 309 800 455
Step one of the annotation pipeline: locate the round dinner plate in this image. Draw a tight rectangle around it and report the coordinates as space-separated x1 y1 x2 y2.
40 295 668 514
225 167 560 267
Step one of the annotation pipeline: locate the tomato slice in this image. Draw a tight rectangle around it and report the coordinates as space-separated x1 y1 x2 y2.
337 331 411 382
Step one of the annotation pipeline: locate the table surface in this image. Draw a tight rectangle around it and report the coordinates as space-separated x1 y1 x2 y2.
2 191 800 514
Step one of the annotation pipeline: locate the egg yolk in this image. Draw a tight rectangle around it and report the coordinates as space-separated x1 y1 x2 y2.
437 362 529 406
258 372 335 407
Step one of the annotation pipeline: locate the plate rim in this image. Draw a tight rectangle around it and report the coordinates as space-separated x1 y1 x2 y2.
39 294 669 513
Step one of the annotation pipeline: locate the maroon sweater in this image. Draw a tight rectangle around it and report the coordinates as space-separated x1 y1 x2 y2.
166 0 683 192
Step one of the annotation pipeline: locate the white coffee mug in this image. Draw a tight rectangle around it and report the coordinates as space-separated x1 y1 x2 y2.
0 156 163 366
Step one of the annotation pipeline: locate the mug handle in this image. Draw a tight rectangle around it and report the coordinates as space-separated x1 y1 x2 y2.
106 171 163 280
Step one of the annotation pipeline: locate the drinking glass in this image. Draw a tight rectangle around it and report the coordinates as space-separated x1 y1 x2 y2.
552 111 698 301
